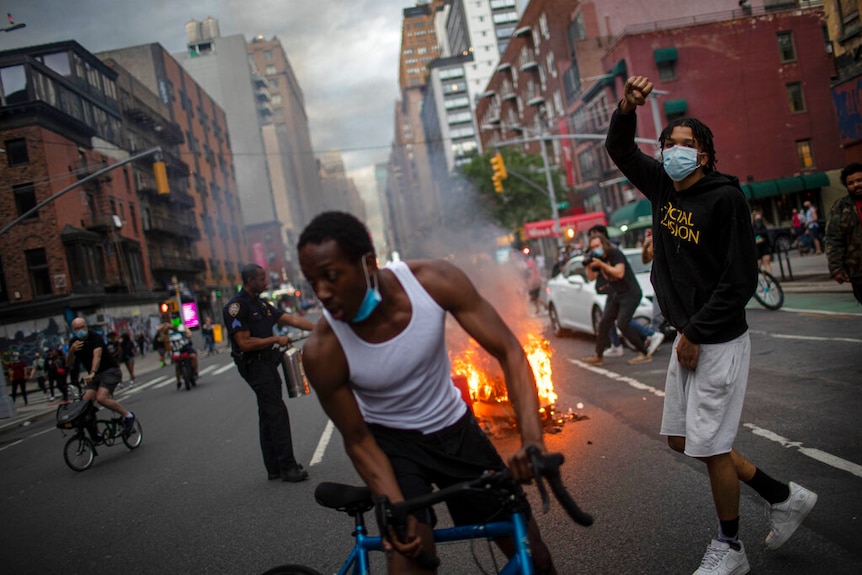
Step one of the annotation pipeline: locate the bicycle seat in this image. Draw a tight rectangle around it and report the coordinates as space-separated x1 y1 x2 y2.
315 482 373 515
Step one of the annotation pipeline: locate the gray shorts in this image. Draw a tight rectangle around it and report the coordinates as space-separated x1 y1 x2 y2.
86 367 123 394
660 331 750 457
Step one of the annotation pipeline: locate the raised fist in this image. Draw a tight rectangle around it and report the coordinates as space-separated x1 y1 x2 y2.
621 76 654 114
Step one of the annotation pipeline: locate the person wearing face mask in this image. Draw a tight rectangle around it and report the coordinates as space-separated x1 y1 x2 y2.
66 317 135 435
297 211 559 575
223 264 316 483
606 76 818 575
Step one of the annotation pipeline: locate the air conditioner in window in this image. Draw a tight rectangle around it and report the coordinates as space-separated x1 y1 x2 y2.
95 313 107 324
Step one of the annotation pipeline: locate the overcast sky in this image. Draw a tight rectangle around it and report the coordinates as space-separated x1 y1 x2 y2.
0 0 409 171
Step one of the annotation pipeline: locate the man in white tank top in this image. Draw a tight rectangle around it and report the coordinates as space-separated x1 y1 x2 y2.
298 212 557 575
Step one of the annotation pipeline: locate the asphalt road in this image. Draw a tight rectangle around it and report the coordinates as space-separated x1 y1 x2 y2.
0 295 860 574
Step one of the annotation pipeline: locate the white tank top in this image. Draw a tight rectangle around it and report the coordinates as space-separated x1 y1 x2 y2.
321 261 466 433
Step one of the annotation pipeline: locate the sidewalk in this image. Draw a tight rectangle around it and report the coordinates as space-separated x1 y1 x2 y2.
769 250 851 293
1 338 229 434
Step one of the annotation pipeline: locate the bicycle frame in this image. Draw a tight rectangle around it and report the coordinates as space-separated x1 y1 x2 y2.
336 512 533 575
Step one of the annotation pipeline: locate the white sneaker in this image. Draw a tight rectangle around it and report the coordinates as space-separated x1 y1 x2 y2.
603 345 624 357
693 539 750 575
765 481 818 550
646 332 665 356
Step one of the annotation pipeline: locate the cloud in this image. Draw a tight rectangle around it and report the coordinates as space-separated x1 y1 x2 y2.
0 0 408 171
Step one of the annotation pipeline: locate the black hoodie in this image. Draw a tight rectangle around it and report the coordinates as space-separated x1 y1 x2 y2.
606 108 757 344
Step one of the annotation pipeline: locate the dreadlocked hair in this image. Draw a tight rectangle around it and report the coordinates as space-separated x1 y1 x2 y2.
297 211 374 262
659 117 717 173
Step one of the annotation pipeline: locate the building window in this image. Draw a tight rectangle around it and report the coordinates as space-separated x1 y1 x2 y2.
26 248 52 297
129 203 138 235
265 65 276 75
264 50 273 60
5 138 29 165
1 65 28 105
777 31 796 62
786 82 805 113
797 140 814 169
13 183 38 220
657 60 676 81
0 256 7 302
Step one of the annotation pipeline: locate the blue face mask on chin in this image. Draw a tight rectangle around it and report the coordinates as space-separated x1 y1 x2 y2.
74 329 88 339
351 257 382 323
662 145 700 182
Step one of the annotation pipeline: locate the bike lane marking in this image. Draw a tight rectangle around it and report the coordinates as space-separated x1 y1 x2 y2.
310 419 334 467
749 329 862 344
213 363 234 375
569 358 862 479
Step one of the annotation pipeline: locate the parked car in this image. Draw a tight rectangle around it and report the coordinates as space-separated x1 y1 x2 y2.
545 247 654 338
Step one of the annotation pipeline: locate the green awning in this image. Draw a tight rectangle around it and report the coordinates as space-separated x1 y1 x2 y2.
741 172 830 200
664 99 688 115
610 199 652 227
609 59 628 77
654 47 678 63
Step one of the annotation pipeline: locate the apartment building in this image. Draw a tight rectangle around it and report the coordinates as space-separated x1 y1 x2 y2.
824 0 862 163
99 42 248 320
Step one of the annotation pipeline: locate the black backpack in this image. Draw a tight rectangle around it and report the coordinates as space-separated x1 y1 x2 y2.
56 400 95 429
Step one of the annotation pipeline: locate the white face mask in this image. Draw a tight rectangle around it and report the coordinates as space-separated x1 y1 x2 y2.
662 145 700 181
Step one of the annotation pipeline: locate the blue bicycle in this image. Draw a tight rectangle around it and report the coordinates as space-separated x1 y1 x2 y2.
263 449 593 574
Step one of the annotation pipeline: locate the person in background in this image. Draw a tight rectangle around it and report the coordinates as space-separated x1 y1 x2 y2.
135 330 147 357
28 350 49 399
791 208 803 245
641 230 669 337
119 333 136 386
46 347 67 401
825 162 862 304
525 254 544 315
802 200 823 255
752 210 773 275
201 317 218 356
580 233 653 366
606 74 818 575
8 351 28 406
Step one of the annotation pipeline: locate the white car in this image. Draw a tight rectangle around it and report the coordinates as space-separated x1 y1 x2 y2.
546 247 654 338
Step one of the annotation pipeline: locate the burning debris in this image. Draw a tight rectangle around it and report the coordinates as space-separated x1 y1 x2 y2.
449 332 588 438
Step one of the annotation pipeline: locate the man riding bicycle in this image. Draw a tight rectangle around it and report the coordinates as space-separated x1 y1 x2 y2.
66 317 135 436
298 212 557 574
156 321 199 389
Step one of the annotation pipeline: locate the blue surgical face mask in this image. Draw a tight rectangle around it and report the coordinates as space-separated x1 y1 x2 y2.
351 256 381 323
592 247 605 258
662 145 700 182
74 329 88 339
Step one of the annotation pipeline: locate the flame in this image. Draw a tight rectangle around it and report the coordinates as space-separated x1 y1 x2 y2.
450 332 556 407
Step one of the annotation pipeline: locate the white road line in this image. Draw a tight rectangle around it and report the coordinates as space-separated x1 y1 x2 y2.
213 363 234 375
749 329 862 344
153 379 177 389
199 365 217 375
744 423 862 479
569 358 862 478
0 439 23 452
779 306 862 317
310 419 334 467
568 359 666 398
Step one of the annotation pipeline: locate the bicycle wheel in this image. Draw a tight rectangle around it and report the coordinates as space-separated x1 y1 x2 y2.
182 362 193 390
96 420 117 446
260 566 324 575
64 435 95 471
753 271 784 310
123 419 143 449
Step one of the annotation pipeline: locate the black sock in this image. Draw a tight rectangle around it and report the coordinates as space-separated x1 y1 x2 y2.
745 468 790 505
718 517 740 549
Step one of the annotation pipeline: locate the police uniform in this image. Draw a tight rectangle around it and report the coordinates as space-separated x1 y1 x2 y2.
223 289 302 478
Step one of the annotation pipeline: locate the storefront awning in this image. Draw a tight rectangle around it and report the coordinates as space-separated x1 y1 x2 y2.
741 172 830 200
609 199 652 227
522 211 608 240
663 99 688 116
654 47 678 63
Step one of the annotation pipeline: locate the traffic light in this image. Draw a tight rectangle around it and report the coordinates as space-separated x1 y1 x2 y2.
160 301 169 314
153 161 169 195
490 152 507 193
160 299 179 314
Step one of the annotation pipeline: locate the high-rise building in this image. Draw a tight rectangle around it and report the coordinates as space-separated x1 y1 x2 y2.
98 42 248 318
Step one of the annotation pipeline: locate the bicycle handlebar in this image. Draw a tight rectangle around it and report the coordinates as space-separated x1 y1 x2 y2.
374 448 593 569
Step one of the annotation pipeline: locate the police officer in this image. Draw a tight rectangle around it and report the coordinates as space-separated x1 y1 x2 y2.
224 263 316 482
